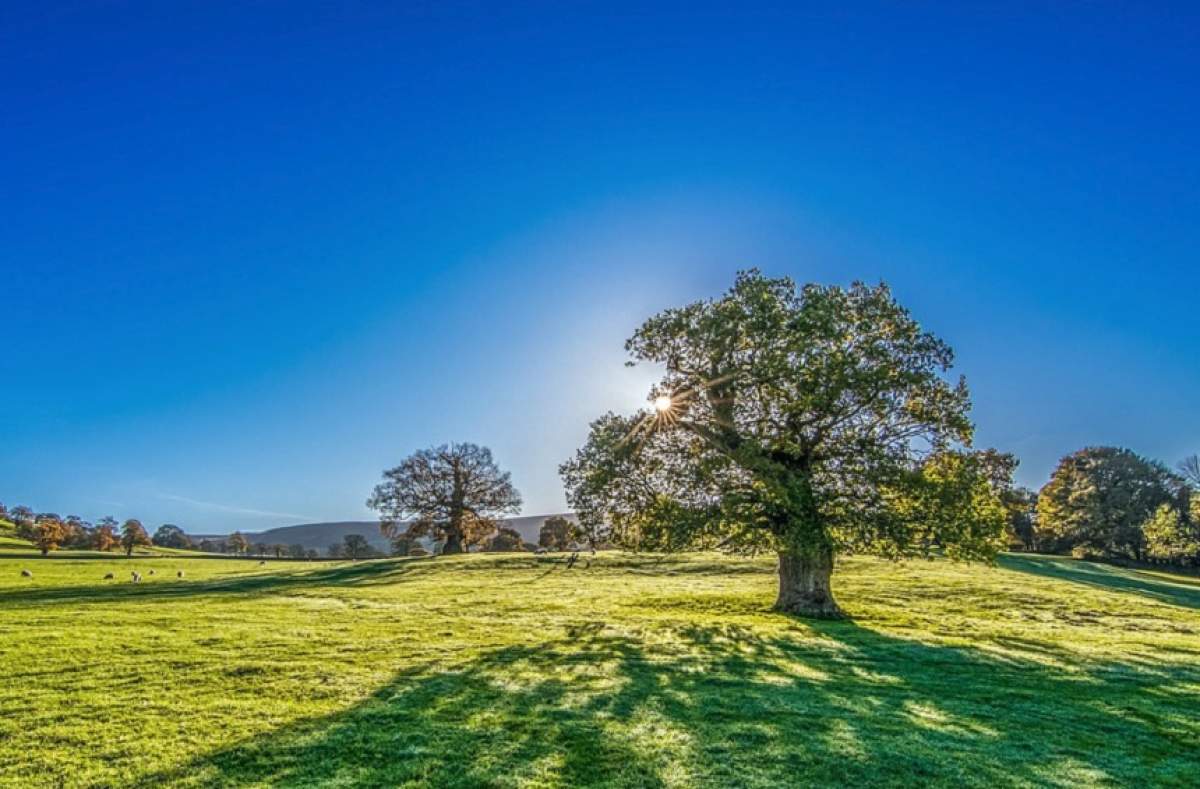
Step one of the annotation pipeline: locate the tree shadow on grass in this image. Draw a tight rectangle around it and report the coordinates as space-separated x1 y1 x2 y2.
998 554 1200 610
136 620 1200 788
0 558 426 608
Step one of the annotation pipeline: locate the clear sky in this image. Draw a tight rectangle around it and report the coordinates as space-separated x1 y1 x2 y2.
2 2 1197 534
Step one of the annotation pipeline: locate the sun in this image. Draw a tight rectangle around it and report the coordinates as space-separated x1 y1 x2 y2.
653 395 673 413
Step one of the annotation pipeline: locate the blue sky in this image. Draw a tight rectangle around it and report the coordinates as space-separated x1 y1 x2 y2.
2 2 1197 533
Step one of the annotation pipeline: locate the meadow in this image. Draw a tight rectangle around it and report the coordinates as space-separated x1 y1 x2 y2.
0 547 1198 787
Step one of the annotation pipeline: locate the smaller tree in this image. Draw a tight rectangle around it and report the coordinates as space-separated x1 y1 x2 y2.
538 516 577 552
16 511 55 542
93 517 119 552
328 542 345 559
62 516 90 548
368 443 523 555
1179 455 1200 490
228 532 249 555
486 527 526 552
389 528 419 557
10 506 34 532
152 524 192 550
343 534 370 560
252 542 269 557
1001 487 1037 550
1143 495 1200 566
120 519 151 556
305 549 320 560
272 544 287 559
32 515 67 556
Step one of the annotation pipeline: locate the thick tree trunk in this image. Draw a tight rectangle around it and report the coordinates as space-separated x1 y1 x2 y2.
442 531 464 555
774 548 844 618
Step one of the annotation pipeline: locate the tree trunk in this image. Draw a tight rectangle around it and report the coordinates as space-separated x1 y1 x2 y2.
442 531 464 555
774 548 844 618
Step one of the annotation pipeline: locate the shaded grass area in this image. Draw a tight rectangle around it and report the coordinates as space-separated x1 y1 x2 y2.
1 552 1198 787
998 554 1200 610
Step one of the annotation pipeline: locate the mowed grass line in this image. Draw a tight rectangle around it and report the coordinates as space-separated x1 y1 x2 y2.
0 552 1197 788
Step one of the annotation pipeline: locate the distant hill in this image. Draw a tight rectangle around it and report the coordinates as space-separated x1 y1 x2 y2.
207 514 578 553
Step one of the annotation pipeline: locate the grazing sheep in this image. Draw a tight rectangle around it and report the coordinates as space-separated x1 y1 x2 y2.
131 571 142 583
148 569 155 576
176 570 184 579
258 560 266 565
103 572 115 580
20 569 32 578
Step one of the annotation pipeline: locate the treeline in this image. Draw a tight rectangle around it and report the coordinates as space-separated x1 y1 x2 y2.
1010 449 1200 567
385 515 592 557
0 507 155 556
196 532 321 559
8 447 1196 568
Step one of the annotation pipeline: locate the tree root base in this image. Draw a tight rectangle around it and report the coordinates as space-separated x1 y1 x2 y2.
772 599 847 620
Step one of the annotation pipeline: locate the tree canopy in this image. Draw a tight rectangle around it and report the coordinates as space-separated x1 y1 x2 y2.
227 532 249 555
31 515 67 556
538 516 578 552
1037 447 1180 560
486 527 526 552
1179 455 1200 490
120 519 151 556
152 524 192 550
92 517 119 552
343 534 371 560
561 270 1010 617
1142 496 1200 566
368 443 522 555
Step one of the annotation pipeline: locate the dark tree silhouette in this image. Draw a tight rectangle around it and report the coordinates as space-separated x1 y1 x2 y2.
487 527 526 552
9 506 34 530
1179 455 1200 490
368 443 522 556
152 524 192 549
538 516 577 551
343 534 370 560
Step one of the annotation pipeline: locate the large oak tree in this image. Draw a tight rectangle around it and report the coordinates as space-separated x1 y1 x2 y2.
561 271 1009 617
368 443 522 555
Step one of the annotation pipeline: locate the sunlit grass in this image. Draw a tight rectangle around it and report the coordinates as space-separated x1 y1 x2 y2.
0 550 1197 787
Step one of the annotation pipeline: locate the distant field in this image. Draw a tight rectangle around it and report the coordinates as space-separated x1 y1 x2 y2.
0 551 1197 787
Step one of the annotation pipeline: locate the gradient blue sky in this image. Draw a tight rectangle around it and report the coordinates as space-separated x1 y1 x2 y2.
2 2 1197 533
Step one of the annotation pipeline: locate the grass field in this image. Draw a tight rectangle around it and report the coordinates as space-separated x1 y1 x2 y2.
1 548 1198 788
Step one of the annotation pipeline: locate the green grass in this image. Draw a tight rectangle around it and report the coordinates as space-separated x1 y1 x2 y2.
1 551 1197 788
